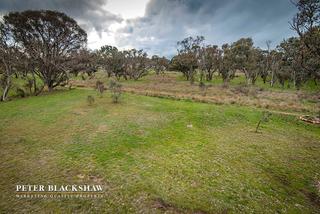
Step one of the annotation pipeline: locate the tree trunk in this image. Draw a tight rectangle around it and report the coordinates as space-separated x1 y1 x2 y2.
293 70 296 89
1 84 10 101
206 69 213 81
47 80 54 92
255 120 261 133
1 62 11 101
262 75 267 84
270 71 275 87
48 86 54 92
1 74 11 101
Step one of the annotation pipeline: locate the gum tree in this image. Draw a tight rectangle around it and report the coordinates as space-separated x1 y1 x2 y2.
4 10 87 92
176 36 205 83
198 45 222 81
291 0 320 84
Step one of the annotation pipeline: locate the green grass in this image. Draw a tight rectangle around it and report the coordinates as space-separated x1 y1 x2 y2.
0 89 319 213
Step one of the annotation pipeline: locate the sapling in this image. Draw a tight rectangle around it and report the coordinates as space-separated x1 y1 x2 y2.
255 111 271 133
108 79 122 103
87 95 95 106
199 81 207 96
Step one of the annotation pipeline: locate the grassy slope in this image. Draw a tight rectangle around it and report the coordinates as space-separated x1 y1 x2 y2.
0 89 319 213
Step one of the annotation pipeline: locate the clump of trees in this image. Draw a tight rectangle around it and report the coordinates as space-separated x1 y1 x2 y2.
97 46 151 81
151 55 170 75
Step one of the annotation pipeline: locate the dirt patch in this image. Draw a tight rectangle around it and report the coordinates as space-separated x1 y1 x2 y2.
301 189 320 208
97 124 109 133
152 198 208 214
77 174 105 184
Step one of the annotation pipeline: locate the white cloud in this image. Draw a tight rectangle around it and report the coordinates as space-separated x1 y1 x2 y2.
104 0 149 19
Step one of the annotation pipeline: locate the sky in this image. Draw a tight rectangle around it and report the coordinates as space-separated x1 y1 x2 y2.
0 0 298 57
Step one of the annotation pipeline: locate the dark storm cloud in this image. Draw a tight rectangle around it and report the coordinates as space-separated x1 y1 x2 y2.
115 0 298 57
0 0 122 33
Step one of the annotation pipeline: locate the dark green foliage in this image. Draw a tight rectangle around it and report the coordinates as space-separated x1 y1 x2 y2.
16 88 25 98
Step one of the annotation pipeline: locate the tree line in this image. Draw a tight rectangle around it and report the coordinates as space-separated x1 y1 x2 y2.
0 1 319 101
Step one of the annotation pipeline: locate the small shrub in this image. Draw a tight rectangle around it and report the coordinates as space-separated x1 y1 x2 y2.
87 95 95 106
96 81 105 97
109 79 122 103
199 82 207 96
255 111 272 133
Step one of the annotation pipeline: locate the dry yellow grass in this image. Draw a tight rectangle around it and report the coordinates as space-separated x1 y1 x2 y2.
70 73 319 114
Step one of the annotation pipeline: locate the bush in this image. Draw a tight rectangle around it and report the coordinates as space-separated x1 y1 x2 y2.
95 81 105 97
108 79 122 103
87 95 95 106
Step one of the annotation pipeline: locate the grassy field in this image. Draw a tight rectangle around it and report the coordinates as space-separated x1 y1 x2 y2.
0 88 320 213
